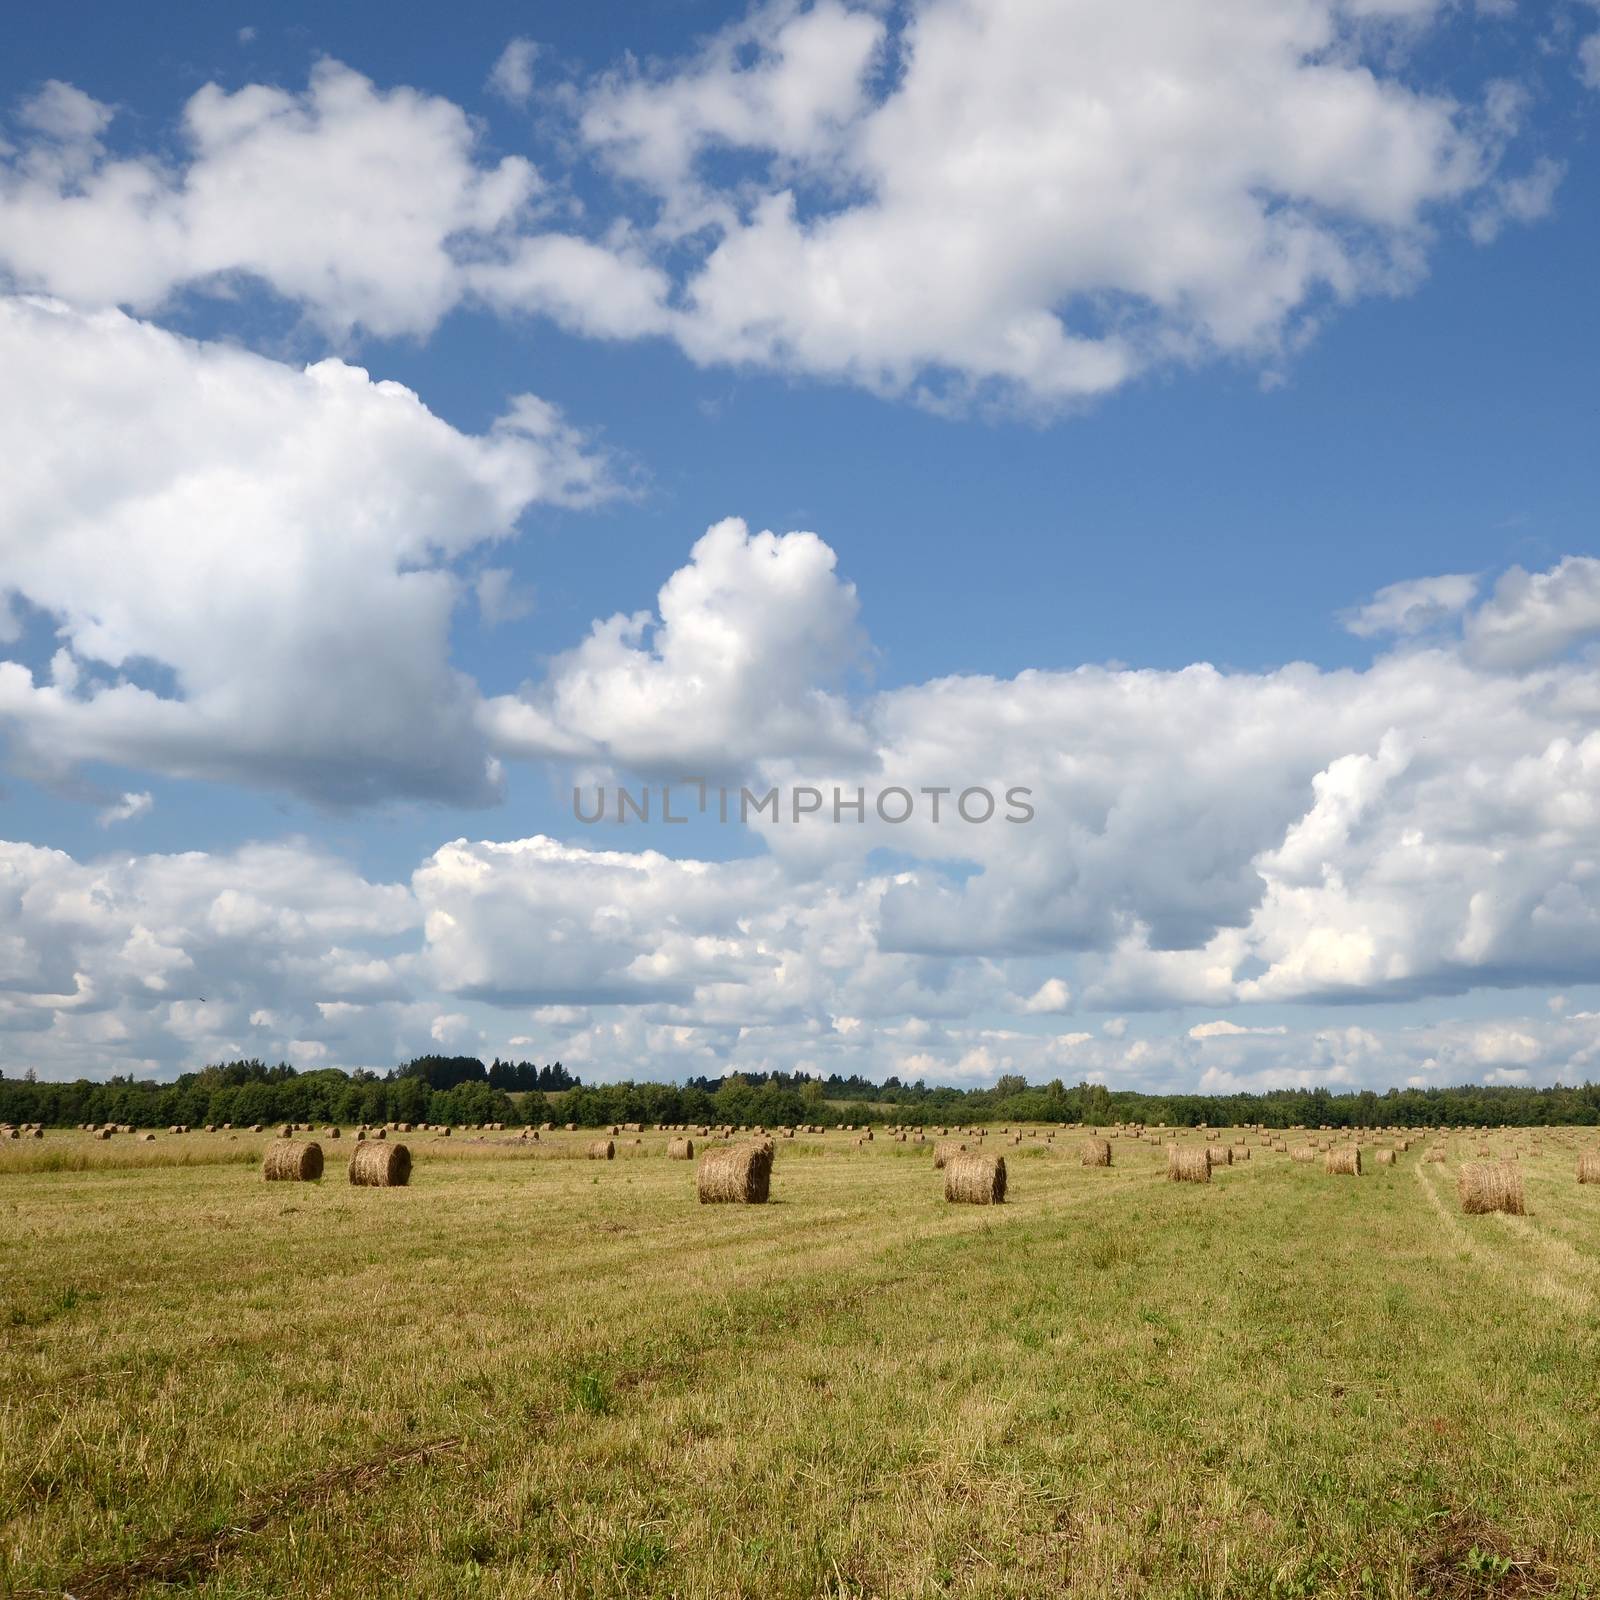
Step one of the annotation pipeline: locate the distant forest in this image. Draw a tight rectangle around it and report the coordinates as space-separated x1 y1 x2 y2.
4 1056 1600 1130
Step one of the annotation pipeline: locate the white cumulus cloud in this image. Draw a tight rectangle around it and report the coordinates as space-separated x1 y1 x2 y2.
0 296 614 806
580 0 1532 410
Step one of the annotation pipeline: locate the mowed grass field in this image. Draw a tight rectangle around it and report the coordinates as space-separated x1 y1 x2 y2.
4 1128 1600 1599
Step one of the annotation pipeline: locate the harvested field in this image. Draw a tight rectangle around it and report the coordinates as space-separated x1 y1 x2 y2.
2 1125 1599 1597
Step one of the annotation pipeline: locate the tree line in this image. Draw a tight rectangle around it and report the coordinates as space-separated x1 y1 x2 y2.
4 1057 1600 1131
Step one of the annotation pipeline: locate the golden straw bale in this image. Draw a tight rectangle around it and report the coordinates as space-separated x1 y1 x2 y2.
697 1141 774 1203
348 1142 411 1187
1167 1145 1211 1183
1080 1137 1112 1168
263 1139 323 1181
944 1152 1007 1204
1324 1146 1361 1176
1458 1161 1525 1215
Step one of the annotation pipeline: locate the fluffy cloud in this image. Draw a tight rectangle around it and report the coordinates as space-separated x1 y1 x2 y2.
1188 1019 1288 1039
480 516 871 773
413 835 989 1027
1020 977 1073 1015
1462 557 1600 670
0 837 419 1077
7 823 1600 1090
1468 155 1564 245
581 0 887 234
96 791 153 829
861 638 1600 1006
477 524 1600 1012
0 61 666 341
1343 572 1479 638
3 13 1549 411
488 39 539 107
7 403 1597 1016
584 0 1530 408
0 296 612 806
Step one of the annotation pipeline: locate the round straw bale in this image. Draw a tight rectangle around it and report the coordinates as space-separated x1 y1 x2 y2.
1577 1152 1600 1185
1324 1146 1361 1176
348 1141 411 1187
278 1124 293 1138
1206 1145 1231 1167
697 1141 774 1203
565 1121 577 1132
1458 1160 1525 1215
139 1131 156 1142
371 1126 386 1140
263 1138 324 1181
1424 1145 1445 1163
95 1127 112 1140
1080 1137 1112 1167
932 1139 966 1169
1230 1144 1250 1162
1167 1145 1211 1183
1374 1149 1396 1166
250 1123 264 1133
944 1151 1007 1204
324 1126 340 1139
666 1136 694 1160
588 1138 615 1161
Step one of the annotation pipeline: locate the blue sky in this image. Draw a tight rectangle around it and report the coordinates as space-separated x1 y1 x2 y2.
2 0 1598 1089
